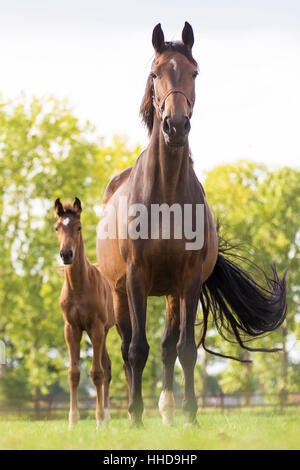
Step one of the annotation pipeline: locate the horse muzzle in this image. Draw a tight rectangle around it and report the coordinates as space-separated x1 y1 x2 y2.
162 115 191 147
60 249 74 265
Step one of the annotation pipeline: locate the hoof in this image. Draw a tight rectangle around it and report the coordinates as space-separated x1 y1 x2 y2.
96 420 105 429
96 409 110 429
128 408 145 427
131 421 144 428
103 408 111 423
128 412 144 428
68 410 79 429
68 421 77 430
183 422 192 428
158 390 175 426
69 410 79 429
183 418 199 429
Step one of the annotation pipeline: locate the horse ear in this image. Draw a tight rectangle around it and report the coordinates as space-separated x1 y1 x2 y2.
73 197 82 214
182 21 194 49
54 198 64 217
152 23 165 53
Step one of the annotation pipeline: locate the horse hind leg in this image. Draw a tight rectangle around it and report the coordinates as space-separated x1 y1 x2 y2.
177 277 202 426
88 323 105 428
102 339 112 424
159 295 180 425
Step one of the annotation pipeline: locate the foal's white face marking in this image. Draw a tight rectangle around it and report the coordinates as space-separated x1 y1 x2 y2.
63 217 70 226
170 58 177 71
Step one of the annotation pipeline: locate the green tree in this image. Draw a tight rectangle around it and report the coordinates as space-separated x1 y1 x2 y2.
0 95 140 403
203 161 300 399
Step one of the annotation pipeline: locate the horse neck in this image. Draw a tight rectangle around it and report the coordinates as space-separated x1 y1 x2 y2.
64 234 89 292
145 117 190 202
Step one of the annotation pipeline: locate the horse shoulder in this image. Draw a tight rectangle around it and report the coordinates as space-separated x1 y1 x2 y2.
88 263 115 326
102 167 133 205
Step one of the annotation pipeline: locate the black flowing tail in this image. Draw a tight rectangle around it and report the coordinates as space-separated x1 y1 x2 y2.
198 239 287 362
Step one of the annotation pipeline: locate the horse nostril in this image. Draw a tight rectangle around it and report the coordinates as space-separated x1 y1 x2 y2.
184 116 191 133
60 249 73 262
163 116 170 135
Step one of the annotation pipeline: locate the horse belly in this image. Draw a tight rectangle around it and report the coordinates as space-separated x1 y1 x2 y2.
149 270 179 296
147 249 202 296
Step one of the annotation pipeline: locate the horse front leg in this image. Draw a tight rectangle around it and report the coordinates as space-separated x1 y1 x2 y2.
177 276 202 426
126 264 149 426
88 323 105 428
64 323 82 429
159 294 180 425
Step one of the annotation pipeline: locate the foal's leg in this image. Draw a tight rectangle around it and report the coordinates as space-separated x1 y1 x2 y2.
126 264 149 426
64 323 82 428
88 323 105 427
159 295 180 425
177 276 202 425
102 338 112 424
112 291 132 392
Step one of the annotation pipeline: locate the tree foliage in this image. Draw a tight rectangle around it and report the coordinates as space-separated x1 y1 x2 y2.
0 95 141 400
0 97 299 405
203 160 300 396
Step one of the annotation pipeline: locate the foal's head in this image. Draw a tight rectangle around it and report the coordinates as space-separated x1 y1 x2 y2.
54 198 82 265
140 22 198 147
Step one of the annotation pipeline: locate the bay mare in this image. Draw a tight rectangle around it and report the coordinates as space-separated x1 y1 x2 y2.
55 198 115 428
97 23 287 426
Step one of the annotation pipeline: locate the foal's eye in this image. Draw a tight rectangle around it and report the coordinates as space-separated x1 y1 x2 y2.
78 227 81 232
55 227 58 232
150 72 157 79
192 71 199 79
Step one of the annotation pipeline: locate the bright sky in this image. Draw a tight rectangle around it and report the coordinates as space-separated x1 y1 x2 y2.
0 0 299 178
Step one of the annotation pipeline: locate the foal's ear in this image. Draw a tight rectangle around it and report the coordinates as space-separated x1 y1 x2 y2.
73 197 82 215
182 21 194 49
54 198 64 217
152 23 165 53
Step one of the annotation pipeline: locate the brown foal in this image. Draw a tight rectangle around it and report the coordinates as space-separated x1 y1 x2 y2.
55 198 114 428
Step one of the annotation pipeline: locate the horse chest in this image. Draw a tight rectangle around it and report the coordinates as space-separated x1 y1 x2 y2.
60 295 103 330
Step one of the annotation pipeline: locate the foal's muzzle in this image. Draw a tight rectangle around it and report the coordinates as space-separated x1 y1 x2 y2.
163 115 191 147
60 249 74 265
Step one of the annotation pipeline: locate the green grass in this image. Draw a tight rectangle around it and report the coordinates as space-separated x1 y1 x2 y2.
0 410 299 450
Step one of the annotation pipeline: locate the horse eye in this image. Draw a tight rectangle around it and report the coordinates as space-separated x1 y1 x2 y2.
55 227 58 231
192 71 198 79
78 227 81 232
150 72 157 79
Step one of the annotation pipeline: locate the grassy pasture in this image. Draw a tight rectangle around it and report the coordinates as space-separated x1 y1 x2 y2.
0 409 299 450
